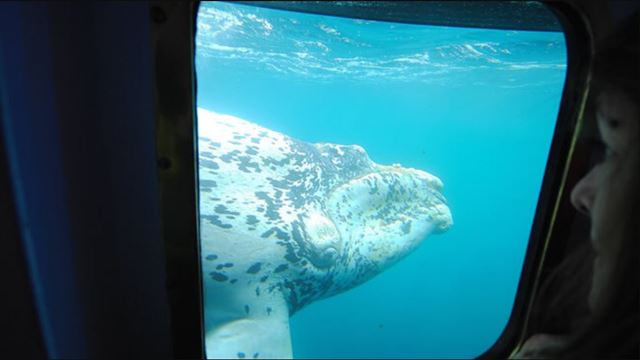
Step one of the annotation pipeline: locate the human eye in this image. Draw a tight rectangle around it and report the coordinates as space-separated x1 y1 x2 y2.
590 138 615 164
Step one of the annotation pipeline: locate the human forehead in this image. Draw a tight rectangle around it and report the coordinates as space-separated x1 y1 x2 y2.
596 91 639 151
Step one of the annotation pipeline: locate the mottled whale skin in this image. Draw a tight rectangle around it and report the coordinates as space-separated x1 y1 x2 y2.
197 108 453 359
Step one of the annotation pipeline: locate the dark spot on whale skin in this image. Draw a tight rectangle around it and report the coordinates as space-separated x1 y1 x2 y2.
233 134 246 140
200 180 217 188
284 171 304 183
221 149 241 163
255 192 281 221
206 254 218 261
230 279 238 284
285 253 300 263
251 137 260 144
245 146 259 155
200 159 219 170
260 275 268 283
244 305 250 314
261 227 290 241
247 262 262 274
280 240 300 263
215 204 240 216
253 352 259 358
261 228 275 239
274 264 288 273
246 215 259 226
266 307 272 315
237 155 261 173
284 281 299 313
291 222 305 245
210 272 228 282
216 263 233 270
202 214 232 229
255 286 261 296
237 352 245 359
401 221 412 235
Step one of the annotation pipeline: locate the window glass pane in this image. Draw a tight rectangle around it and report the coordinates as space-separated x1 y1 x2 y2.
195 2 566 358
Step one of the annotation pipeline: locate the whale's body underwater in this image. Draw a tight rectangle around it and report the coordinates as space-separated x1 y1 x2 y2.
197 108 453 359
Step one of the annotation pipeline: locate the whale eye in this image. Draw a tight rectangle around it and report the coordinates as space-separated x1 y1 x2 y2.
309 246 338 268
298 211 343 268
323 247 338 261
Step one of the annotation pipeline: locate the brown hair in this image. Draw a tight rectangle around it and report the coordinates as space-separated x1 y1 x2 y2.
527 10 640 359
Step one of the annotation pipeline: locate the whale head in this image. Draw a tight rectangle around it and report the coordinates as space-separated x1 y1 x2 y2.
287 143 453 305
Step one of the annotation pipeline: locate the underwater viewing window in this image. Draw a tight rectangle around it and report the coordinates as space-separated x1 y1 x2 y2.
194 1 567 358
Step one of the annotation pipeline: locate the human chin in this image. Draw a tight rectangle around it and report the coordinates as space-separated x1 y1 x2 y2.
588 257 601 311
588 253 615 311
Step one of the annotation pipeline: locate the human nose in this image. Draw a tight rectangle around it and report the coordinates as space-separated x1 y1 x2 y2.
570 168 597 215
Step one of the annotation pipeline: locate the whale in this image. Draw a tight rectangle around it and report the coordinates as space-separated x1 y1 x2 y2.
197 107 453 359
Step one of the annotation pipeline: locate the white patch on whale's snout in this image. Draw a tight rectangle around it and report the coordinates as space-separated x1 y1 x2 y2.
326 167 452 266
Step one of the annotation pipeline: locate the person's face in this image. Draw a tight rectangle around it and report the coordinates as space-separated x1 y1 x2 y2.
570 90 639 310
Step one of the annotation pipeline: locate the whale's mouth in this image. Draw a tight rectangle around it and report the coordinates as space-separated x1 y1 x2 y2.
324 166 452 264
327 166 452 232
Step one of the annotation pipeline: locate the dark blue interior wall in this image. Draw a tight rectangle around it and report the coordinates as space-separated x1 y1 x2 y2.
0 57 46 357
0 3 88 357
0 2 173 358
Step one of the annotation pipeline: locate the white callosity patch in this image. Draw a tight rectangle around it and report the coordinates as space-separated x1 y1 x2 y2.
325 168 452 289
197 107 452 359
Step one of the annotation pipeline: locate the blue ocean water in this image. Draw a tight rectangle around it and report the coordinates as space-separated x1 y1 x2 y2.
196 2 566 358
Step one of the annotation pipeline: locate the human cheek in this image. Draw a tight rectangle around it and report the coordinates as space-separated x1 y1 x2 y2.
588 161 619 240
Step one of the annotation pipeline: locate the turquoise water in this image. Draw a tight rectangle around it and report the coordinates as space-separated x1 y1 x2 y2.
196 2 566 358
